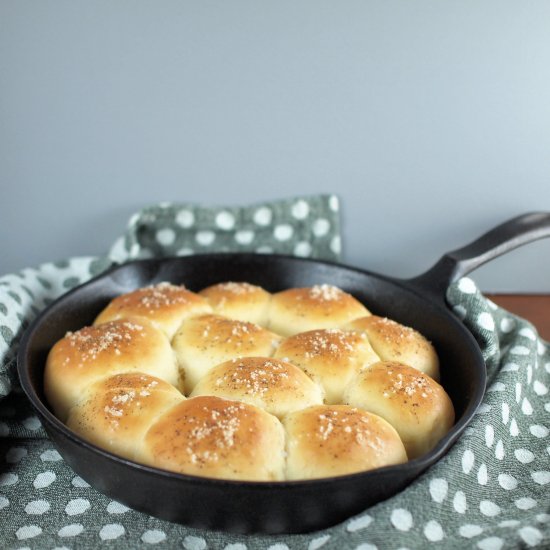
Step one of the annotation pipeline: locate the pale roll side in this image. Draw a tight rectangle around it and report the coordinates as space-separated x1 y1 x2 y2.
94 282 212 339
139 395 286 481
267 284 370 337
66 373 185 460
284 404 407 480
190 356 324 418
199 282 271 327
44 318 180 421
274 328 379 404
343 361 455 459
344 315 440 381
172 314 281 392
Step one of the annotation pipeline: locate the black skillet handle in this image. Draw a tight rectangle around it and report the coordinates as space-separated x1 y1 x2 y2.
407 212 550 302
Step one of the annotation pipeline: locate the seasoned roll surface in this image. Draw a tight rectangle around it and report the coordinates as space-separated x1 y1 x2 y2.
274 328 379 404
345 315 440 381
172 314 281 392
140 396 286 481
94 282 212 339
66 373 184 460
199 282 271 327
284 405 407 480
191 356 324 418
343 361 454 459
45 318 180 421
268 285 370 336
45 280 453 481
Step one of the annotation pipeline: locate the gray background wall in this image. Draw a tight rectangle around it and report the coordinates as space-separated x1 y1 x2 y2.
1 1 549 291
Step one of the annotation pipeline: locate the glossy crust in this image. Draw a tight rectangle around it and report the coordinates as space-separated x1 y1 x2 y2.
191 356 324 418
94 282 212 339
46 280 453 482
140 396 286 481
345 316 440 381
343 361 455 459
268 285 370 337
274 329 380 404
66 373 184 460
44 318 180 421
172 314 281 392
199 282 271 327
284 405 407 480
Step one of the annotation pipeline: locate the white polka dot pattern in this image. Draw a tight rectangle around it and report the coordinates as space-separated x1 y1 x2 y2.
16 525 42 540
424 520 444 541
33 472 55 489
429 478 448 503
390 508 413 531
142 530 166 544
107 501 129 514
308 535 331 550
99 523 125 540
156 228 176 246
40 449 61 462
25 500 50 515
477 537 504 550
58 524 84 537
346 515 373 532
216 211 235 231
183 535 207 550
65 498 91 516
195 230 216 246
480 500 500 517
291 200 310 220
175 210 195 228
235 230 255 245
273 224 293 241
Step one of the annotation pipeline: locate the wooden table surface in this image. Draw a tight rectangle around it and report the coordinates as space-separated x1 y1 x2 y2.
486 294 550 341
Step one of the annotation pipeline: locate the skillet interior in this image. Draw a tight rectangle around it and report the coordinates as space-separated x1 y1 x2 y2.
18 253 486 534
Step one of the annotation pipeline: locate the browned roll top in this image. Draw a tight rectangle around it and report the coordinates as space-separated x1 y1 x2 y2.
45 280 455 481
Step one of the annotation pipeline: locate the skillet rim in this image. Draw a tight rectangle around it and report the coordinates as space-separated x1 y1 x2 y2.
16 251 487 489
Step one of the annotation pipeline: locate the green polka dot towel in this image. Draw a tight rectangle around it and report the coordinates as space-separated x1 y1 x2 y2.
1 197 548 549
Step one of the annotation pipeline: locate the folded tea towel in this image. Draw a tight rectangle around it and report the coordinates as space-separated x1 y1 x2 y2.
0 196 548 549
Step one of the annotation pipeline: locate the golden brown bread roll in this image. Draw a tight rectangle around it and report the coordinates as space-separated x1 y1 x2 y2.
284 405 407 480
342 361 454 459
268 285 370 337
94 282 212 339
172 314 281 392
139 395 286 481
199 282 271 327
66 373 184 460
44 319 180 421
190 356 324 418
45 279 453 482
345 316 440 381
273 328 379 404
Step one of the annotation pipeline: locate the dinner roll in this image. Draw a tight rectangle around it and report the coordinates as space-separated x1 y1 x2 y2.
172 314 281 392
284 405 407 480
191 356 324 418
343 361 454 459
199 282 271 327
94 282 212 339
66 373 184 460
44 319 180 421
268 284 370 337
140 395 286 481
274 329 379 404
345 316 440 381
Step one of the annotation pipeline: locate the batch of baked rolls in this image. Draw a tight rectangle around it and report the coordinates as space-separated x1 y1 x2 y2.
44 281 455 482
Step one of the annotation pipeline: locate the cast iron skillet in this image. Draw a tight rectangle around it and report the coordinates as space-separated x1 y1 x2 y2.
17 212 550 534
